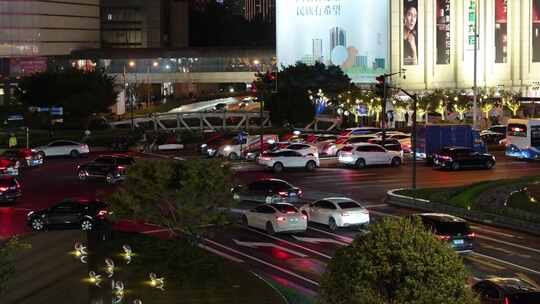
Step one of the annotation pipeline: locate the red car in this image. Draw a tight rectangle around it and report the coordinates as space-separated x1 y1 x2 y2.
0 158 19 177
2 148 44 168
0 176 22 203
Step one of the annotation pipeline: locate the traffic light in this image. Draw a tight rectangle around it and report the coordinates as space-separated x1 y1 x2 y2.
375 75 385 97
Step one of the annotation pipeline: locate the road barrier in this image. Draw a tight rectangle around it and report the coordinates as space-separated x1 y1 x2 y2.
386 189 540 235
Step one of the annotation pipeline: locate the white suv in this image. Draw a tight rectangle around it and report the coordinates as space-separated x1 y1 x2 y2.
284 143 319 157
257 149 319 173
338 143 402 168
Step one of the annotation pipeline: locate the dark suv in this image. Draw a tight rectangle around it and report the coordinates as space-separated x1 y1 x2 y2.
232 179 302 204
0 176 22 203
27 199 108 231
473 277 540 304
77 155 135 184
415 213 475 253
433 147 495 170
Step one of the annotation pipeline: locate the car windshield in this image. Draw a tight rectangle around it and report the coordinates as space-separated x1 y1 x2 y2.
338 201 362 209
508 293 540 304
434 221 470 235
273 204 298 213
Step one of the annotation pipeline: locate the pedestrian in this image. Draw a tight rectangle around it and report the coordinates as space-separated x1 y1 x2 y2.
8 133 17 148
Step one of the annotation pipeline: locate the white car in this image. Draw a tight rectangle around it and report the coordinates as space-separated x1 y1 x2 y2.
241 203 307 234
257 149 319 173
385 133 411 153
284 143 319 157
35 140 90 158
217 134 277 160
338 143 402 168
300 198 370 231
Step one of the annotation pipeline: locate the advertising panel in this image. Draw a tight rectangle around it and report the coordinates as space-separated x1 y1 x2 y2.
9 57 47 77
436 0 451 64
534 0 540 62
276 0 389 83
403 0 419 65
495 0 508 63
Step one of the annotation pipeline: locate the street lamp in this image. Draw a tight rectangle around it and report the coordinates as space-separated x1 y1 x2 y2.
124 60 136 129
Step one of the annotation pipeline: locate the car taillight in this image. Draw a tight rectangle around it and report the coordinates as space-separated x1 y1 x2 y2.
97 210 108 218
301 215 307 220
276 216 286 222
503 296 509 304
0 186 8 192
438 155 452 161
259 157 271 161
467 232 476 238
436 235 451 241
25 156 32 160
278 191 288 196
117 165 125 170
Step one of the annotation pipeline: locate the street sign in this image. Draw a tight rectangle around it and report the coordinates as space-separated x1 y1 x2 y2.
51 107 63 116
233 239 307 257
37 107 50 113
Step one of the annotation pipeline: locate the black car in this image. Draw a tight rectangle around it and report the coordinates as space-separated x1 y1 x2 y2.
1 148 44 168
0 176 22 203
232 179 302 204
368 138 403 153
433 147 495 170
77 155 135 184
415 213 475 253
473 277 540 304
27 200 108 231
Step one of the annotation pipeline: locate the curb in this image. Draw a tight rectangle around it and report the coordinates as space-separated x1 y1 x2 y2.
386 189 540 236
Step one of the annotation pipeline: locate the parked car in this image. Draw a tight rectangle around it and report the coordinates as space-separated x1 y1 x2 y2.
383 133 412 152
217 134 278 160
0 158 19 177
27 199 108 231
314 134 338 153
232 179 302 204
324 135 377 156
339 127 381 138
1 148 44 168
77 155 135 184
338 143 403 168
35 140 89 158
0 176 22 203
284 143 319 157
433 146 495 170
480 125 507 136
481 131 506 145
200 133 236 156
473 277 540 304
413 213 475 253
299 197 369 231
257 149 319 172
240 203 307 234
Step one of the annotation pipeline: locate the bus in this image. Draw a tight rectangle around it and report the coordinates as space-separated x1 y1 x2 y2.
505 118 540 160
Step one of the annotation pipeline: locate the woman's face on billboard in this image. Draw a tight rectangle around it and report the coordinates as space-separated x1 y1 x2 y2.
404 6 417 32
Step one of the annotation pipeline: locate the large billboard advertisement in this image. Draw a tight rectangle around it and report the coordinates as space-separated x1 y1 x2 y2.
534 0 540 62
276 0 389 83
403 0 419 65
436 0 451 64
495 0 508 63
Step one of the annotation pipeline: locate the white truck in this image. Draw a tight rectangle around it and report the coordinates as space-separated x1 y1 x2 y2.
217 134 278 160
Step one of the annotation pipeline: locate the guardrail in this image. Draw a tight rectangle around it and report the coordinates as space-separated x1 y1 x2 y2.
110 111 271 131
386 189 540 235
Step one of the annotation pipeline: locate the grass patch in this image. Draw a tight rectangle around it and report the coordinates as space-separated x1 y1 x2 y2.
507 189 540 215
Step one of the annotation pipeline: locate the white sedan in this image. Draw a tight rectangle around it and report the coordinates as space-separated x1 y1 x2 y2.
284 143 319 157
35 140 90 158
338 143 402 168
299 198 370 231
241 203 307 234
257 149 319 173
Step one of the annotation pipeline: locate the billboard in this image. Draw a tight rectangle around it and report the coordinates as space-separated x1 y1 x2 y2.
495 0 508 63
403 0 419 65
436 0 451 64
276 0 389 83
534 0 540 62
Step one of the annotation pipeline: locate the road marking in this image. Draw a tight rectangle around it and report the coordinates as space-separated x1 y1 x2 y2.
465 255 506 271
476 235 540 254
307 227 354 243
470 225 517 238
292 236 349 246
244 227 333 259
471 252 540 275
198 244 244 263
233 239 308 258
204 238 320 286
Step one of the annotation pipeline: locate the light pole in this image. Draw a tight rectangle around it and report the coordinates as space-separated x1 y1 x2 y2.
125 60 136 130
472 2 479 130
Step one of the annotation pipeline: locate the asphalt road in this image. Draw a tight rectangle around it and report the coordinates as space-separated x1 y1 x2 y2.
2 151 539 298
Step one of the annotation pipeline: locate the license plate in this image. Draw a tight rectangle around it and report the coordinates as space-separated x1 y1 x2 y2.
453 239 464 245
289 192 296 197
289 218 298 222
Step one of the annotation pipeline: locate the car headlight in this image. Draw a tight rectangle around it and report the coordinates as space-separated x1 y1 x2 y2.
224 146 232 151
201 144 207 148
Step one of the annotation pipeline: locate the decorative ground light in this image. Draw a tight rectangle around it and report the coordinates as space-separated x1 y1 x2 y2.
74 242 165 303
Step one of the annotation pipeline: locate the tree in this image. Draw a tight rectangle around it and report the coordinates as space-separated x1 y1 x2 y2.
16 69 118 128
449 92 471 121
264 62 352 125
107 159 234 238
500 90 521 117
0 237 30 295
319 217 479 304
